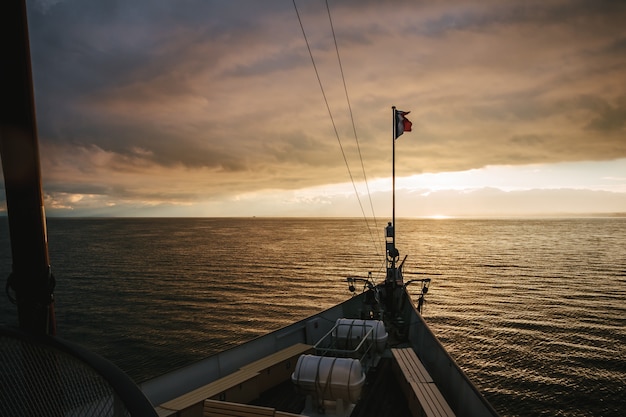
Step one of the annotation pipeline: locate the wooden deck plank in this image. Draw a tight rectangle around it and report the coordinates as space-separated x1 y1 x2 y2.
241 343 313 394
410 381 455 417
161 369 260 412
391 347 454 417
154 405 177 417
159 344 313 415
240 343 313 373
203 399 274 417
391 347 433 383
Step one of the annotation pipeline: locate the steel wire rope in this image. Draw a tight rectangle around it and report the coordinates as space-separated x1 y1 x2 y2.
324 0 383 257
293 0 383 260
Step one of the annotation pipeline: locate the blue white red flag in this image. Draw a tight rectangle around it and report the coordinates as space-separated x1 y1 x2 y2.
395 109 412 139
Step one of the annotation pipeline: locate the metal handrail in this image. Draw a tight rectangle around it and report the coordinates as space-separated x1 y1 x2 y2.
313 322 376 363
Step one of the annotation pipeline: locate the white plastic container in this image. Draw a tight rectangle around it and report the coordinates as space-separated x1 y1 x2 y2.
333 318 388 353
291 355 365 403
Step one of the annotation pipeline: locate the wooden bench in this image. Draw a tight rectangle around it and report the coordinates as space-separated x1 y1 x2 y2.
392 346 433 383
240 343 313 373
204 399 274 417
157 344 312 417
391 348 455 417
203 400 301 417
239 343 313 392
154 406 178 417
159 369 261 417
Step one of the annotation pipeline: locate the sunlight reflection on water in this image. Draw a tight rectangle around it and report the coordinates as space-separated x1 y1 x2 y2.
1 217 625 416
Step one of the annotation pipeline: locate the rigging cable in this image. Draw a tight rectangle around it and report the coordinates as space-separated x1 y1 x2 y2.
324 0 382 257
293 0 383 257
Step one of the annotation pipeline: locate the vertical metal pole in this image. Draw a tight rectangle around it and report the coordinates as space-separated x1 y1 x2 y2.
391 106 396 246
0 0 56 334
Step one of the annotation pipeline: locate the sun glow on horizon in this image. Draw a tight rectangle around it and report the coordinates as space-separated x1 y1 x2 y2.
299 160 626 197
37 160 626 217
423 214 454 219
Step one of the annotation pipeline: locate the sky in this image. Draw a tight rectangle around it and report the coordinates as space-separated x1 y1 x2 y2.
1 0 625 217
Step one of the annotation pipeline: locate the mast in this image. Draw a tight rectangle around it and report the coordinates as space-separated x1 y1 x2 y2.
386 106 411 286
0 0 56 335
386 107 399 284
391 106 396 248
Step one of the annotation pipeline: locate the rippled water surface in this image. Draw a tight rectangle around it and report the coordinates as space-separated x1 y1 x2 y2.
1 217 625 416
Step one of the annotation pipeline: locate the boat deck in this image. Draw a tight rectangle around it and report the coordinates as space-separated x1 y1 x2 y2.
250 357 411 417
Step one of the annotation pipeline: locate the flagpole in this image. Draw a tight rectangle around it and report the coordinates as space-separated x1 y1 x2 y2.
391 106 396 247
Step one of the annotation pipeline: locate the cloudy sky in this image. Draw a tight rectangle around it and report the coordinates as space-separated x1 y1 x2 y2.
2 0 626 217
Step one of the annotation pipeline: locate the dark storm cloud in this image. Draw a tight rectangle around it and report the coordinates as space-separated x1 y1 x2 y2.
583 95 626 133
7 0 624 215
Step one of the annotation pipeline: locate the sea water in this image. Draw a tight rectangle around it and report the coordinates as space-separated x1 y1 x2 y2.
1 217 624 416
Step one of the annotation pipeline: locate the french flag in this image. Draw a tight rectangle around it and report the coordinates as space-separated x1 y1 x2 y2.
395 110 412 139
